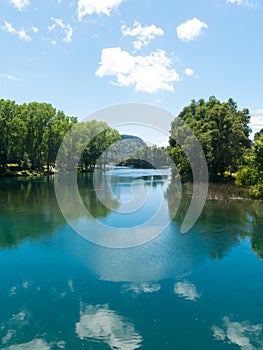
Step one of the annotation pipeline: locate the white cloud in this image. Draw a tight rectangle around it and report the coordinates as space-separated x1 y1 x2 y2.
252 108 263 115
48 17 73 43
9 0 30 11
184 68 194 76
174 281 200 301
32 26 39 33
76 304 142 349
250 115 263 138
212 317 263 350
2 21 32 41
227 0 255 8
124 282 161 294
0 73 19 81
77 0 123 21
176 17 208 42
121 21 164 51
96 47 180 93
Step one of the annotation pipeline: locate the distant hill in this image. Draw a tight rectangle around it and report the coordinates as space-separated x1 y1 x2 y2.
107 134 146 164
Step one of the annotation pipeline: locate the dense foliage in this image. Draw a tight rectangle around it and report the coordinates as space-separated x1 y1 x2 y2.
58 120 120 172
235 128 263 198
168 96 252 181
0 99 77 173
0 99 120 175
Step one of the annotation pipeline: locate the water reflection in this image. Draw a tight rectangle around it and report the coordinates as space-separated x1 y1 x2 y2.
78 172 119 218
122 283 161 294
0 171 263 350
1 171 263 277
212 316 263 350
0 177 64 248
2 338 54 350
75 303 142 350
166 179 263 260
56 169 174 247
173 281 200 301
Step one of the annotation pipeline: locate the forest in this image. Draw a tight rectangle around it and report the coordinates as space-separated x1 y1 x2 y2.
0 97 262 198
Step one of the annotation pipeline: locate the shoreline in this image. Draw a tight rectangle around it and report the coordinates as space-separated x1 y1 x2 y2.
0 169 261 201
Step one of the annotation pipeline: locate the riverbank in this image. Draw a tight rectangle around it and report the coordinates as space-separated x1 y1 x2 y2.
0 167 54 178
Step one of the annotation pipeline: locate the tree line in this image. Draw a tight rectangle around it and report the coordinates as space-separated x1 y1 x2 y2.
0 99 120 175
0 97 262 198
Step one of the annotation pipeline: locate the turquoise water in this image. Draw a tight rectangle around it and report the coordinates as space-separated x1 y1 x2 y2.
0 170 263 350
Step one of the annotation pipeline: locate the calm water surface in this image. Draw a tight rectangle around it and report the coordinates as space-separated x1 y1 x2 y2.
0 169 263 350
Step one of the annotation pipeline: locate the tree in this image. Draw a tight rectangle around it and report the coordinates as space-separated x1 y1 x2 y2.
235 128 263 198
0 99 76 174
0 99 17 169
169 97 252 181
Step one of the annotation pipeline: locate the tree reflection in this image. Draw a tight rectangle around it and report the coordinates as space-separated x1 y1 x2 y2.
166 179 263 260
78 172 119 219
0 177 64 248
0 173 120 248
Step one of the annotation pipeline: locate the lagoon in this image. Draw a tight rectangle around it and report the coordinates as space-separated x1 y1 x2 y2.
0 169 263 350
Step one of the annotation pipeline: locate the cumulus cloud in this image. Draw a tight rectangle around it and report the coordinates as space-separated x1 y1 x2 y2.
96 47 180 93
0 73 19 81
2 21 32 41
227 0 255 7
77 0 123 20
174 281 200 301
176 17 208 42
184 68 194 76
212 316 263 350
9 0 30 11
48 17 73 43
121 21 164 51
76 304 142 349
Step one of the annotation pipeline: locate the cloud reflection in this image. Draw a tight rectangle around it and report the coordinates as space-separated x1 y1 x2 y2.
3 339 51 350
123 282 161 294
174 281 200 301
75 304 142 350
212 316 263 350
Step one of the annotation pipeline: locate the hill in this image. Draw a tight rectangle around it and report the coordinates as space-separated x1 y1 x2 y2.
107 135 146 164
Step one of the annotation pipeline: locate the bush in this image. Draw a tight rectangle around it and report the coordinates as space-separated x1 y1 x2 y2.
249 184 263 199
235 166 259 186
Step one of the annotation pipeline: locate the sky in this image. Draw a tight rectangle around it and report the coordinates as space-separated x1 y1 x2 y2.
1 0 263 145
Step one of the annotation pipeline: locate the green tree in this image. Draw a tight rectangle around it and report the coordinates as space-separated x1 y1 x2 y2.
169 96 252 181
0 99 17 169
235 128 263 198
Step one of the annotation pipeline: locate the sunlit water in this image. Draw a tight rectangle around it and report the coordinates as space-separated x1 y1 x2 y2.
0 169 263 350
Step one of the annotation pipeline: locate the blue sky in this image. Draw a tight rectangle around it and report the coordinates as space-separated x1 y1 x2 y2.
1 0 263 145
